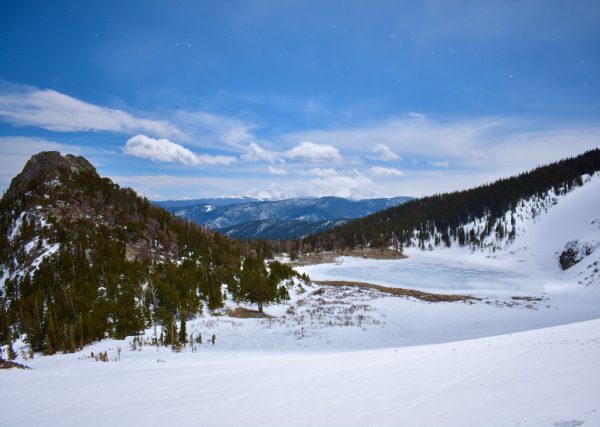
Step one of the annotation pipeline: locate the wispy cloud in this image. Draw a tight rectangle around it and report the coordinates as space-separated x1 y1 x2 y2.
241 141 343 164
369 143 401 161
241 142 278 163
283 117 600 172
306 167 338 177
285 141 342 163
268 165 287 175
308 169 374 199
429 161 450 168
123 135 237 166
405 112 426 122
107 174 240 200
173 111 258 149
369 166 404 177
3 81 599 201
0 83 183 138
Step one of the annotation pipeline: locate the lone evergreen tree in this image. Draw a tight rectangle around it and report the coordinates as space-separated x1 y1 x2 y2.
238 257 277 313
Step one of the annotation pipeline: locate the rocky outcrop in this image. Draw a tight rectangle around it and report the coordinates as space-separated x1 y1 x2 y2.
560 240 594 270
3 151 97 202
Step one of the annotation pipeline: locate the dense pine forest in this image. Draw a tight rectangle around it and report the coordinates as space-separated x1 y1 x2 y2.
270 149 600 254
0 152 292 356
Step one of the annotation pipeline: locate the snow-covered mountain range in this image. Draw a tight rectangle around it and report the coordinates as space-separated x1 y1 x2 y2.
154 196 413 239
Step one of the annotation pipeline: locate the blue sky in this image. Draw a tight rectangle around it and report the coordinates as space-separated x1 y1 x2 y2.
1 0 599 199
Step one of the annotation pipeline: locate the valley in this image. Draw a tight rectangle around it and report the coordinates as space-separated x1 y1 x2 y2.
155 196 413 239
1 151 600 426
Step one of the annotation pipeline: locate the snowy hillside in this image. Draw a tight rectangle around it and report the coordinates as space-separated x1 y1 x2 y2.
398 172 600 286
505 174 600 285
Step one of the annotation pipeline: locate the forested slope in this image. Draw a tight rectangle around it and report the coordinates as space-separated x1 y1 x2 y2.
297 149 600 253
0 152 288 356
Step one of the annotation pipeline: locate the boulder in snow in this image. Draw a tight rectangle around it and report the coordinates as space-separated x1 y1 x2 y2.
559 240 595 270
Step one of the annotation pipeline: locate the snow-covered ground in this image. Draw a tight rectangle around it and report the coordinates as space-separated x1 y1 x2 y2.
1 319 599 427
2 175 600 426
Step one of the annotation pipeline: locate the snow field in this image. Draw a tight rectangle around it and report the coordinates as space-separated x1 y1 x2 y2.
1 319 599 427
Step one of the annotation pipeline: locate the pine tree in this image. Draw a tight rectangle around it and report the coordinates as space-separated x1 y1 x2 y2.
178 317 187 344
7 329 16 360
238 257 277 313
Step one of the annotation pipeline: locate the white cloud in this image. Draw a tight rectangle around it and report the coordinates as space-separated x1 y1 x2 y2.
268 165 287 175
286 141 342 163
195 153 238 166
405 112 427 122
174 111 257 149
429 161 450 168
309 170 375 199
370 143 401 161
109 174 234 200
242 142 278 163
243 141 343 165
110 173 305 201
369 166 404 177
223 169 377 199
282 117 498 164
283 117 600 172
123 135 237 166
124 135 197 165
0 84 183 138
306 168 338 177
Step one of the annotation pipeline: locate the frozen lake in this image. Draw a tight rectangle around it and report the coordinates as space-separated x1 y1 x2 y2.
297 255 547 295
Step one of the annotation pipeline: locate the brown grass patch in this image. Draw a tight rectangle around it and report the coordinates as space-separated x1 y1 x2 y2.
226 307 274 318
0 360 31 370
290 248 406 267
315 280 478 303
511 295 544 302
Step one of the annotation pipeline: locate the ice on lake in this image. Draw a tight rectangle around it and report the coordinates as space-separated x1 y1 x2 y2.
298 255 546 295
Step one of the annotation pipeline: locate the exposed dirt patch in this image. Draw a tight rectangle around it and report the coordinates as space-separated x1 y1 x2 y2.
315 280 478 303
227 307 275 318
290 248 406 267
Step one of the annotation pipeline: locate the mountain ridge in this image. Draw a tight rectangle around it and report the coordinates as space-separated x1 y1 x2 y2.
155 195 413 239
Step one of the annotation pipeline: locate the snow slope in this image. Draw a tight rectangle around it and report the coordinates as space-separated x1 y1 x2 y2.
1 319 599 427
504 174 600 285
371 172 600 287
